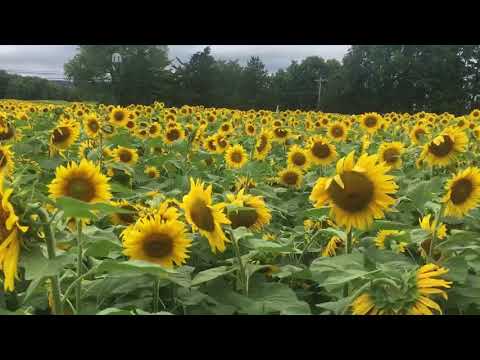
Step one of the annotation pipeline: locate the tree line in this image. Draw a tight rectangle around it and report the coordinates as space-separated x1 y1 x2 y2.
0 70 78 102
3 45 479 114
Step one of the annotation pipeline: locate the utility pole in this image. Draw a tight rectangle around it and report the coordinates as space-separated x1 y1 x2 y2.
315 75 326 110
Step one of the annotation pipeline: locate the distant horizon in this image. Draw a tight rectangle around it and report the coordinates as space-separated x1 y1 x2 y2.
0 45 350 81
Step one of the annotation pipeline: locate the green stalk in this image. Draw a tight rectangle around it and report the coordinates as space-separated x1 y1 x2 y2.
428 203 446 263
343 230 353 297
153 279 160 313
75 219 83 314
229 229 248 296
37 209 63 315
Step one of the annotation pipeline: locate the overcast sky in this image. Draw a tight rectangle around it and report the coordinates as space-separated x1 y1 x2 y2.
0 45 350 80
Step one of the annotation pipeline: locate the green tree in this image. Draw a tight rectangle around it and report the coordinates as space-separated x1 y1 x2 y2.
64 45 170 105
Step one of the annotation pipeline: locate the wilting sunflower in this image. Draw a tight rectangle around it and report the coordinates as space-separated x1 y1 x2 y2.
144 166 160 179
287 145 311 171
225 144 248 169
164 126 185 145
307 136 337 166
0 145 14 178
254 129 272 160
420 127 468 167
322 236 343 257
83 114 101 138
0 187 29 291
278 167 303 189
182 178 231 253
442 167 480 218
225 188 271 231
109 107 129 127
377 142 405 169
328 122 348 142
114 146 139 166
48 159 112 204
310 151 398 231
351 263 452 315
360 112 383 134
110 200 140 226
122 215 191 268
234 176 256 192
50 119 80 153
374 230 407 254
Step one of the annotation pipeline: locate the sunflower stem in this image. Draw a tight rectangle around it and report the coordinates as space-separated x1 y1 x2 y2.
37 208 63 315
343 229 353 297
75 219 83 314
229 229 248 296
153 278 160 313
428 203 445 262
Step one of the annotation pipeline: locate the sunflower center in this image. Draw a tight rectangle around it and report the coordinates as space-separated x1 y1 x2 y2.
383 148 400 164
256 136 268 153
312 142 330 158
231 151 243 163
0 125 15 140
414 128 426 140
248 126 254 133
86 120 97 132
292 152 306 166
331 126 344 137
119 150 133 163
218 138 227 148
167 129 180 141
222 124 229 131
143 233 173 258
364 117 377 128
428 135 454 157
67 178 95 202
113 111 125 122
52 126 71 144
274 128 287 138
118 205 137 224
322 119 328 125
450 178 473 205
229 208 258 229
282 171 298 185
126 121 135 129
149 126 157 134
190 199 215 232
327 171 374 213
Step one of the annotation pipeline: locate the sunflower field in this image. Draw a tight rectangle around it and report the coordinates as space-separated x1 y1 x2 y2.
1 100 480 315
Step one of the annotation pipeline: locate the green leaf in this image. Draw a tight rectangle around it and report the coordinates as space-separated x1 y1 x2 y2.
443 256 469 284
191 266 235 286
55 197 133 219
20 246 75 281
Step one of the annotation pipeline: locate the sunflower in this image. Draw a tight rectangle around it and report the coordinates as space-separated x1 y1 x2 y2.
114 146 139 166
455 117 470 131
469 109 480 122
328 122 348 142
278 167 303 189
110 200 140 226
225 188 271 231
0 123 18 142
272 127 291 143
145 166 160 179
109 107 129 127
0 145 14 178
48 159 112 204
374 230 407 253
50 119 80 153
254 129 272 160
377 142 405 169
409 124 429 145
419 214 447 240
307 136 337 166
351 264 451 315
310 151 398 231
219 121 234 135
122 215 191 268
322 236 343 257
225 144 248 169
360 112 383 134
0 187 29 291
442 167 480 218
83 114 101 138
148 123 161 138
78 140 94 159
214 133 229 154
420 127 468 167
164 126 185 145
245 122 256 136
182 178 231 253
234 176 257 192
287 145 311 171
